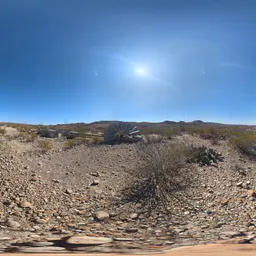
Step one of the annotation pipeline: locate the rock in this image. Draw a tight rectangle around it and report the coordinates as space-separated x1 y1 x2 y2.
236 182 243 187
221 231 243 238
31 175 39 181
247 190 256 197
65 188 72 194
125 227 138 233
204 210 213 215
94 211 109 221
129 213 138 219
0 237 12 241
28 241 54 247
114 237 134 241
19 201 32 208
5 219 21 228
215 238 246 244
65 235 113 245
16 246 66 253
242 182 248 189
221 199 229 206
91 180 100 186
90 172 99 177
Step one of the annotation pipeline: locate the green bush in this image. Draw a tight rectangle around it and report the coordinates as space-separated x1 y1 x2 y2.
189 146 224 166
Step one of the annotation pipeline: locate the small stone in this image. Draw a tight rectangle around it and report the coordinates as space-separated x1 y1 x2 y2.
65 188 72 194
94 211 109 221
91 180 100 186
5 219 21 228
129 213 138 219
19 201 32 208
31 175 39 181
247 190 256 197
236 182 243 187
221 199 229 206
90 172 99 177
35 219 48 224
65 235 113 245
205 210 212 215
221 231 243 238
242 182 248 189
125 227 138 233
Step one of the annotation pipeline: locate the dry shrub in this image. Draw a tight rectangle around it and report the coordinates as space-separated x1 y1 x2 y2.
210 137 219 146
37 140 52 153
64 137 91 149
121 142 193 213
0 128 6 136
20 132 37 142
229 132 256 158
144 134 164 144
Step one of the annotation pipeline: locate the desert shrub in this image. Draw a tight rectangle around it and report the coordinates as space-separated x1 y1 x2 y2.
92 135 103 144
64 139 77 149
164 129 173 139
20 132 37 142
210 137 219 146
229 132 256 158
189 146 224 166
144 134 164 144
0 128 6 136
64 137 91 149
37 140 52 153
121 142 193 213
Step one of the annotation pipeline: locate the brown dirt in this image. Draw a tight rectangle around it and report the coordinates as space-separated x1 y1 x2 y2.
0 132 256 253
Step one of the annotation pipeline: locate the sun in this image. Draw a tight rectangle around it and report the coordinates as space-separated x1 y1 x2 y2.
135 67 148 76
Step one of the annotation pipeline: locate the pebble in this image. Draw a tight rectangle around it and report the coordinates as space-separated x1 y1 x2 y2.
19 201 32 208
91 180 100 186
125 228 138 233
5 219 21 228
95 211 109 221
130 213 138 219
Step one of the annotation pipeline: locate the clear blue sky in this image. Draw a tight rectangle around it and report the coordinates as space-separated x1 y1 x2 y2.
1 0 256 125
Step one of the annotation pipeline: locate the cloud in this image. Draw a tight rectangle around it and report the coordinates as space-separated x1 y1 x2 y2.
220 62 251 70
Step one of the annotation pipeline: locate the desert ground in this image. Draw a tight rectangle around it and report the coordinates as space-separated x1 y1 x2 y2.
0 123 256 254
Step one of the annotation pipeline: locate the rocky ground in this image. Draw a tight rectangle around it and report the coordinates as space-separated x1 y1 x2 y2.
0 130 256 253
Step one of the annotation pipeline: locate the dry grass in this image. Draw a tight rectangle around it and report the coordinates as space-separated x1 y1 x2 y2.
229 132 256 158
121 141 193 213
0 128 6 136
20 132 37 143
37 140 53 153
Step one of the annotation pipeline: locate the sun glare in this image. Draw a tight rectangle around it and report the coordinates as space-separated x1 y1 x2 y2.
135 67 148 76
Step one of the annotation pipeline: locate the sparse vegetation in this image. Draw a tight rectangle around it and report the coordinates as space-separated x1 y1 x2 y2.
121 142 193 213
189 146 224 166
37 140 52 153
20 132 37 142
229 132 256 158
0 127 6 136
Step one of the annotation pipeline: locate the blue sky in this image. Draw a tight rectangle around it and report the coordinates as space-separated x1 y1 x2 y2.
1 0 256 125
